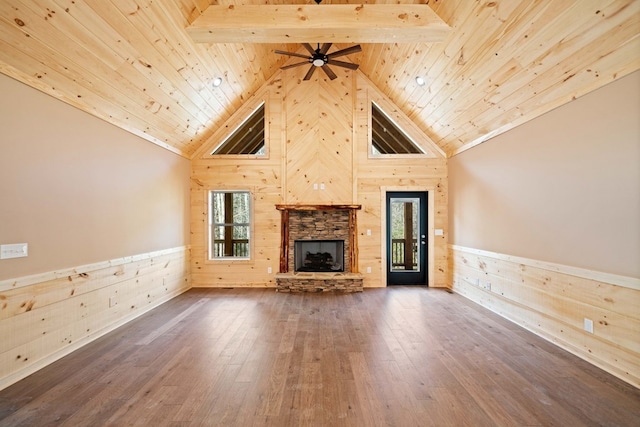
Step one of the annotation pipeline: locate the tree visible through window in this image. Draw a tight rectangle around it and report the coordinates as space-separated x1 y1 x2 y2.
209 191 251 259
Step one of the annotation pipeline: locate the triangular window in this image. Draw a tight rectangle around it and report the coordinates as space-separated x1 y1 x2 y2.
212 103 265 155
371 102 423 155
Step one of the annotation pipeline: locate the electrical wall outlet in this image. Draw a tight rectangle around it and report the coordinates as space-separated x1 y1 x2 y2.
268 267 272 274
366 267 372 273
109 297 117 308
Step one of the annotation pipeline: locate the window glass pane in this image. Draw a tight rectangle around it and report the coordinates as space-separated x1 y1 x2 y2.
232 192 250 223
212 193 225 224
213 225 225 240
371 102 422 155
389 198 419 271
209 191 251 259
231 226 250 257
212 103 265 155
232 225 249 240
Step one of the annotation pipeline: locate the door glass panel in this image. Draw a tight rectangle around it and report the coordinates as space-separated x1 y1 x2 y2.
389 197 419 271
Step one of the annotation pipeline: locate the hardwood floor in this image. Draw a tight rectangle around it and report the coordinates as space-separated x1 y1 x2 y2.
0 287 638 426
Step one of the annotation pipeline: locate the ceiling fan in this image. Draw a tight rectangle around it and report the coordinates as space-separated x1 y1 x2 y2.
275 42 362 81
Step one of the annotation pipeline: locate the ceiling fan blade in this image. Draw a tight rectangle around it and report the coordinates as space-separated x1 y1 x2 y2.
275 50 311 60
303 65 317 81
302 43 316 55
319 43 332 55
327 59 359 70
327 45 362 59
281 61 311 70
321 65 338 80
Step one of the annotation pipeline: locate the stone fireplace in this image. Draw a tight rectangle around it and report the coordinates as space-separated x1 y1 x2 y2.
275 205 363 292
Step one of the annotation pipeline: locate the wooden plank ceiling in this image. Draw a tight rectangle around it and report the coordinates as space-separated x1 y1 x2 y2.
0 0 638 158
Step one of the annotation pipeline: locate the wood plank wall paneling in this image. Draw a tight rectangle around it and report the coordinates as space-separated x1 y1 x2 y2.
284 66 355 205
191 82 284 288
449 244 640 388
0 247 191 391
191 69 448 288
356 74 448 288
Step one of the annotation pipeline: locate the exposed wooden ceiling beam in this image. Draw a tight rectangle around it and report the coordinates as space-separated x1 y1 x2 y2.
186 4 451 44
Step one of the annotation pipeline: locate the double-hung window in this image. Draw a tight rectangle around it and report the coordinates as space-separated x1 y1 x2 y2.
209 191 251 260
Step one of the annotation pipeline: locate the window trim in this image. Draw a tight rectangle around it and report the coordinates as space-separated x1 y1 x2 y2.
208 101 269 159
207 189 254 262
369 100 425 157
366 95 444 160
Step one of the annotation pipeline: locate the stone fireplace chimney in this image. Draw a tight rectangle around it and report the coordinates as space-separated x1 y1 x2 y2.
275 204 363 292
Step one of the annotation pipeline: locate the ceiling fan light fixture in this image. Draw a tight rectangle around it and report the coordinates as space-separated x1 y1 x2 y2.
212 77 223 87
312 58 325 67
415 76 426 86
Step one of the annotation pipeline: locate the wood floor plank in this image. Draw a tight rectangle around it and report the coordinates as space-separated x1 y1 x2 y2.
0 287 639 426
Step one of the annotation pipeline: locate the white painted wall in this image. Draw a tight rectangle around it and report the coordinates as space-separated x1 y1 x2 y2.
0 74 191 280
449 71 640 278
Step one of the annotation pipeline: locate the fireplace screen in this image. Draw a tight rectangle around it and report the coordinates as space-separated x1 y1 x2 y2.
294 240 345 272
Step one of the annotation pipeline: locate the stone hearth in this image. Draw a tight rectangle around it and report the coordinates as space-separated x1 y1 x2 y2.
274 272 363 293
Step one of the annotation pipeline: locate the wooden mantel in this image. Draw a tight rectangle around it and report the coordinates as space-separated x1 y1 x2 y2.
276 204 361 211
276 204 361 274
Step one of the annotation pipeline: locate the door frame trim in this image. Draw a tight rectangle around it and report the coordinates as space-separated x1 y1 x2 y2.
380 186 435 287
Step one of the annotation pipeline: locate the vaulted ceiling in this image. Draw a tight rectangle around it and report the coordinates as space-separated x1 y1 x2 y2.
1 0 638 158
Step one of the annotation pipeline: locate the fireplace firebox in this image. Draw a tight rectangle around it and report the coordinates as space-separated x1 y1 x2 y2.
295 240 344 272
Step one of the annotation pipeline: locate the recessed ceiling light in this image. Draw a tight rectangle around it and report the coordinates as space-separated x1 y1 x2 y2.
415 76 426 86
212 77 223 87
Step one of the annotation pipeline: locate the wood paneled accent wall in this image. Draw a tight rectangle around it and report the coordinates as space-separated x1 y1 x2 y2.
191 79 285 288
0 247 190 391
284 67 356 204
191 69 448 288
449 245 640 388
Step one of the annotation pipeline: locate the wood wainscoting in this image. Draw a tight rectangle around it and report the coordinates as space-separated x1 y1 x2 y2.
0 246 191 391
449 244 640 388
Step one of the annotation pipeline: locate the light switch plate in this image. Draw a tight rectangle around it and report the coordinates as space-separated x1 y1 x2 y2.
434 229 444 236
584 318 594 334
1 243 28 259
